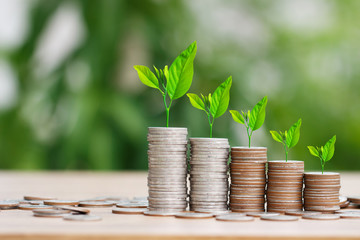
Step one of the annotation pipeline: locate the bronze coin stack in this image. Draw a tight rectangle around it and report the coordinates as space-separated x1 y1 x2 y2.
189 138 230 213
303 172 341 212
229 147 267 212
147 127 188 212
267 160 304 213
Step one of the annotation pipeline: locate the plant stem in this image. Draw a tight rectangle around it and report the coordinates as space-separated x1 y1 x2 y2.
246 126 251 148
283 144 288 162
207 113 213 138
321 158 324 174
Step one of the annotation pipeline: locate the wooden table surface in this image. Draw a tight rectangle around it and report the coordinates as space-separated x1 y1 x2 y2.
1 171 360 240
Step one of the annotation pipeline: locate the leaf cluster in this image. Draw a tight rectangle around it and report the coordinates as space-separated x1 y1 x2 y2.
308 135 336 173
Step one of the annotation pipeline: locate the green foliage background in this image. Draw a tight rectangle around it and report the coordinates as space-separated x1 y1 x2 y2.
0 0 359 171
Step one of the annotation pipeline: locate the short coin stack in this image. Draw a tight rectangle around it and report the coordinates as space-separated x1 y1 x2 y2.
229 147 267 212
147 127 188 212
304 172 341 212
267 160 304 213
189 138 230 213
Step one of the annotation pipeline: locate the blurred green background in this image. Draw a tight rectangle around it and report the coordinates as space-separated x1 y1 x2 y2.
0 0 359 171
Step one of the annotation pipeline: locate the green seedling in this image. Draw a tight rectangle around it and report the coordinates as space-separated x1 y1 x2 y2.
270 118 302 162
134 41 197 127
187 76 232 138
229 96 268 148
308 135 336 174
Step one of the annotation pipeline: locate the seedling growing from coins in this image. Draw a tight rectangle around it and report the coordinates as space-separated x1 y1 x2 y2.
229 96 268 148
187 76 232 138
307 135 336 174
270 118 302 162
134 41 197 127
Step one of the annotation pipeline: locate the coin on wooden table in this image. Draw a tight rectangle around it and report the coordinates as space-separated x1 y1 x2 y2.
302 214 340 220
78 201 113 208
44 200 79 206
63 215 102 221
112 207 146 214
285 211 320 216
216 215 254 222
56 206 90 214
0 201 19 208
116 202 148 208
246 212 280 217
24 196 57 201
175 212 214 219
18 204 54 210
33 209 71 218
261 215 299 221
337 212 360 219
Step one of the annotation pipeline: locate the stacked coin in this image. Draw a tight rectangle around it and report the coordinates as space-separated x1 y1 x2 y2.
267 160 304 213
230 147 267 212
189 138 230 213
147 127 188 212
303 172 341 212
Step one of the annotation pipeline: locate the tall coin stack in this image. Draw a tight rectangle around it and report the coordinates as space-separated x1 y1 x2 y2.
189 138 230 213
304 172 341 212
147 127 188 212
267 160 304 213
229 147 267 212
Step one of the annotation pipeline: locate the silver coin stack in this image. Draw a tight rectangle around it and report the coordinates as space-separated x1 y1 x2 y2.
147 127 188 212
189 138 230 213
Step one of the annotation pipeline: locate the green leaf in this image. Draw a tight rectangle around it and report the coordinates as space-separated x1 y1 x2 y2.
153 66 160 79
167 41 197 100
249 96 268 131
229 110 245 125
286 118 302 149
163 65 169 81
134 65 160 90
308 146 319 157
210 76 232 118
270 130 283 143
323 135 336 162
187 93 205 111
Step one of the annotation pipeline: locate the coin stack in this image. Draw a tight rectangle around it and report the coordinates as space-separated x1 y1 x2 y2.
303 172 341 212
147 127 188 212
267 160 304 213
189 138 230 213
229 147 267 212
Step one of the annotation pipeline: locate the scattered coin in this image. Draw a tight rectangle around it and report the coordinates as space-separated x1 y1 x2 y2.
0 201 19 208
175 212 214 219
337 212 360 219
63 215 102 221
216 215 254 222
260 215 299 221
33 209 71 218
43 200 79 206
347 196 360 204
285 210 320 216
18 204 54 210
78 201 113 207
143 210 180 217
112 208 146 214
116 202 148 208
56 206 90 214
302 214 340 220
246 212 280 217
24 196 57 201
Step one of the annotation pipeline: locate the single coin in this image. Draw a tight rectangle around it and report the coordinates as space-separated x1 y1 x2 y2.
29 200 44 205
285 210 320 216
33 213 69 218
33 209 71 215
116 203 148 208
78 201 113 207
112 207 146 214
18 204 54 210
347 196 360 204
246 212 280 217
175 212 214 219
44 200 79 206
216 215 254 222
302 214 340 220
261 215 299 221
0 201 19 207
337 212 360 219
24 196 57 201
56 206 90 214
63 215 102 221
143 210 180 217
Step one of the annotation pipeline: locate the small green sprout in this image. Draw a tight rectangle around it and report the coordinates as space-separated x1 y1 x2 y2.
134 41 197 127
187 76 232 138
229 96 268 148
308 135 336 174
270 118 302 162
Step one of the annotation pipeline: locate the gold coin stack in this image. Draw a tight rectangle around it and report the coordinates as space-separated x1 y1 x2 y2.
229 147 267 212
304 172 341 212
147 127 188 212
267 160 304 213
189 138 230 213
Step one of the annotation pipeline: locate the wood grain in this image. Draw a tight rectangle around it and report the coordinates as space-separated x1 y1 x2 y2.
0 171 360 240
